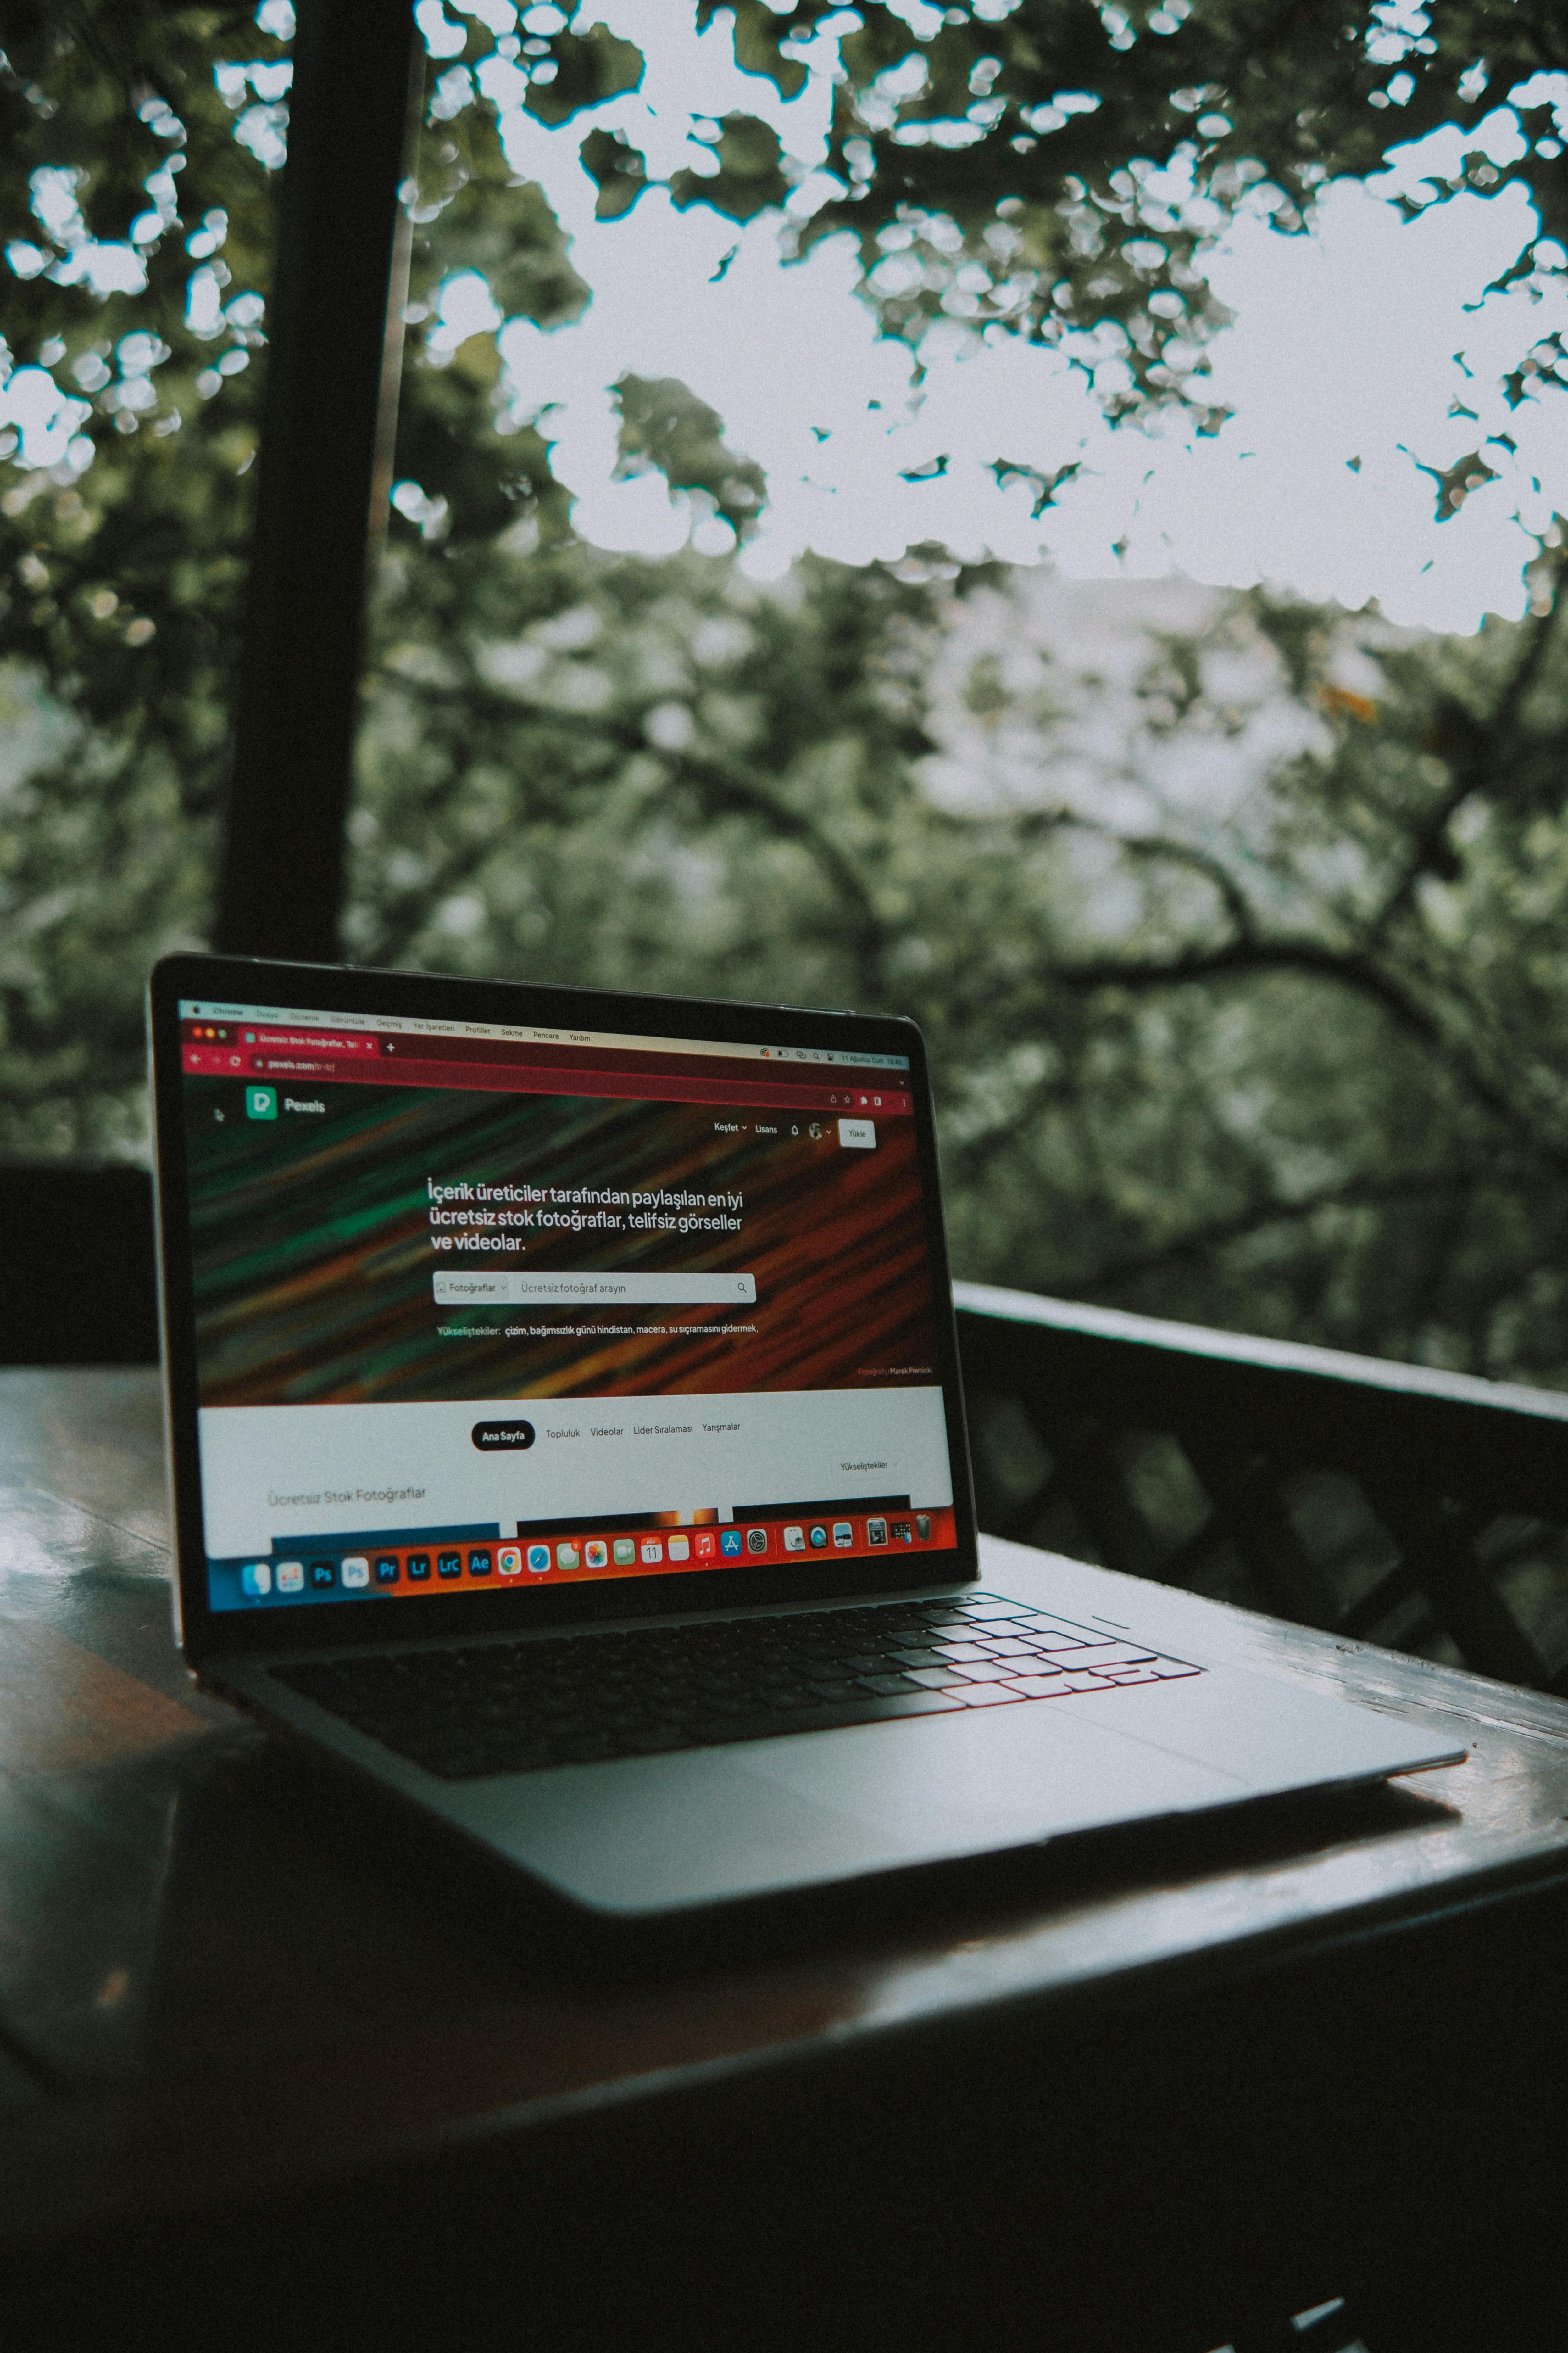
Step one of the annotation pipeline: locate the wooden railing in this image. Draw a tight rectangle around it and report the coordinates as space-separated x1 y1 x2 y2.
7 1161 1567 1693
956 1281 1568 1696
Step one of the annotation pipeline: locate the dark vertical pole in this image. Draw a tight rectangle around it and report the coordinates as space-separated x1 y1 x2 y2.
212 0 423 963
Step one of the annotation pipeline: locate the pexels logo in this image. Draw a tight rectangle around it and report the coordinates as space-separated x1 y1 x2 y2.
471 1420 536 1450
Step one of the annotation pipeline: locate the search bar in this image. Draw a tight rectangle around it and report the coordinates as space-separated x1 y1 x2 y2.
433 1271 757 1306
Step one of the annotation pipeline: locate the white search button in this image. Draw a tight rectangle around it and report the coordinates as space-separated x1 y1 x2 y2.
838 1119 876 1149
433 1271 757 1306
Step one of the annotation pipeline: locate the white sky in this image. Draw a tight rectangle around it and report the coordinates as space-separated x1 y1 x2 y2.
420 0 1568 634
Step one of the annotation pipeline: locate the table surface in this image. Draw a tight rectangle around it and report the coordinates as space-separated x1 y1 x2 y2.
4 1366 1568 2250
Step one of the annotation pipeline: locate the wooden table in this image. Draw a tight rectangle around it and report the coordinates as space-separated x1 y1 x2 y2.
2 1369 1566 2349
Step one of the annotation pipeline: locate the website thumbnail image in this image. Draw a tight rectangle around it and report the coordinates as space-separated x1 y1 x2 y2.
181 1049 937 1413
209 1500 959 1610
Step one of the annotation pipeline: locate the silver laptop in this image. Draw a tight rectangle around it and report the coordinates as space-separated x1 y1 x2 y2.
148 954 1463 1916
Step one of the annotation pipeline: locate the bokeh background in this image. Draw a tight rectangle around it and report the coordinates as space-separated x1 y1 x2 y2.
5 0 1568 1383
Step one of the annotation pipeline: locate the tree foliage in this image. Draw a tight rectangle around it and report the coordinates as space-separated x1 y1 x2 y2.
412 1 1568 508
0 1 281 1151
617 0 1565 438
5 2 1568 1389
349 518 1568 1384
770 0 1568 416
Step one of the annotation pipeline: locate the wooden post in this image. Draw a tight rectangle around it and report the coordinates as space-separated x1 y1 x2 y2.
212 0 422 963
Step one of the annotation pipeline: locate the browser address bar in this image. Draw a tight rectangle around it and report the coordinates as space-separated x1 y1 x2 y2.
433 1271 756 1306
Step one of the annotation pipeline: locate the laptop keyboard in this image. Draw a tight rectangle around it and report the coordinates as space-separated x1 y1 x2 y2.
272 1591 1202 1781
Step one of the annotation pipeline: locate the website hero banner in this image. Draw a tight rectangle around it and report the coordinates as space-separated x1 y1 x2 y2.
185 1068 939 1409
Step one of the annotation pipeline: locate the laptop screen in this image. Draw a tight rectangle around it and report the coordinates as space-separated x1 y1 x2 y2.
173 989 958 1616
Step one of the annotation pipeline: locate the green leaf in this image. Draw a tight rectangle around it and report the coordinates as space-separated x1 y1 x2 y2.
989 457 1081 518
700 1 809 102
410 169 591 330
1410 447 1503 523
523 22 644 129
668 115 789 225
612 373 767 536
579 128 649 222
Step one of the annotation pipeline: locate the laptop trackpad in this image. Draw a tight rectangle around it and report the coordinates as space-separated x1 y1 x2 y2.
740 1702 1246 1855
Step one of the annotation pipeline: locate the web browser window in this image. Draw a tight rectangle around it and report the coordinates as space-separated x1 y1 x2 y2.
176 997 956 1612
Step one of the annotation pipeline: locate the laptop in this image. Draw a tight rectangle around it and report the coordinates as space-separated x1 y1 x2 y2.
148 953 1465 1916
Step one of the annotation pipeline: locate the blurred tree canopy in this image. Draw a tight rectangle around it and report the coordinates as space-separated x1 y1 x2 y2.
724 0 1568 433
3 1 1568 1383
603 0 1568 456
350 531 1568 1384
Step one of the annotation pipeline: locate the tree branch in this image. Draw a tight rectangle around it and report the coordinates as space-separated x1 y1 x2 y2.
1048 934 1568 1179
660 744 886 967
1369 547 1566 944
1098 826 1259 943
359 666 889 983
